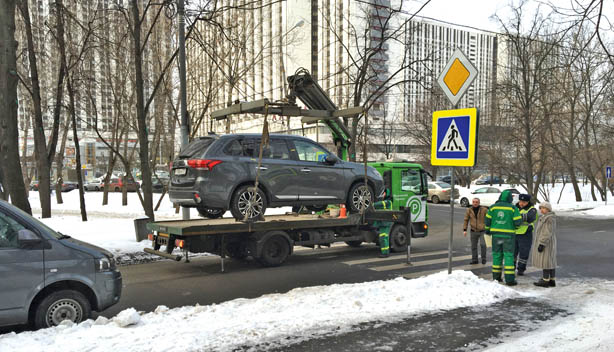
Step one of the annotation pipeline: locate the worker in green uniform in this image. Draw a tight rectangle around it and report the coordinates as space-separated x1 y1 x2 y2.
373 189 393 258
484 190 522 286
514 194 538 276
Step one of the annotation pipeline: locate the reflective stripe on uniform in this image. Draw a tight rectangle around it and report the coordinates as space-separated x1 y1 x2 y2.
485 214 492 218
381 246 389 250
504 266 515 269
379 233 388 237
504 270 515 274
513 216 522 220
490 206 515 212
492 269 502 273
490 228 516 233
492 265 502 269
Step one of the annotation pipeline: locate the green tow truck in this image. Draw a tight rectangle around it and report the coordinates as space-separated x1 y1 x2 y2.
145 70 428 268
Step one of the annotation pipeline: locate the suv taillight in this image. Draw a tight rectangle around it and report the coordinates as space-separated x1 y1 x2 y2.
187 159 222 170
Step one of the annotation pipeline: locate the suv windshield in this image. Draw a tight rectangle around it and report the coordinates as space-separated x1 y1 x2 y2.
179 138 215 159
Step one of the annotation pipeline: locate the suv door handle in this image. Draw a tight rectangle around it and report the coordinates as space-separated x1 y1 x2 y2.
256 166 268 171
301 168 311 173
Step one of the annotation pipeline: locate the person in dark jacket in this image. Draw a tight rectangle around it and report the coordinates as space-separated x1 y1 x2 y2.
463 198 488 264
514 194 538 275
485 190 522 286
531 202 557 287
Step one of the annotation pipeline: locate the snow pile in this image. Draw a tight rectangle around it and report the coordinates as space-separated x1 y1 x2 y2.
0 271 520 352
576 204 614 218
485 279 614 351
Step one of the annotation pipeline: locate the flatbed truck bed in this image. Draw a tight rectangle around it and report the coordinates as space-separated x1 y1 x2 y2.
145 210 412 270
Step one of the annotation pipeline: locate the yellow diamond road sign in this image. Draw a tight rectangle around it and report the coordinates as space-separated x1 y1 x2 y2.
437 48 478 106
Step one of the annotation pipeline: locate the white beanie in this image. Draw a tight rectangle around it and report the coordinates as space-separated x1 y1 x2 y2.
539 201 552 211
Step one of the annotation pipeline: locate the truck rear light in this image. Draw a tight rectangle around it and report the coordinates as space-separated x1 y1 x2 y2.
424 224 428 229
194 193 202 203
148 234 154 241
175 239 185 248
187 159 222 170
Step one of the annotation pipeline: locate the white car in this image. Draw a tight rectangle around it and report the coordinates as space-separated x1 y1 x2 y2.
458 187 520 207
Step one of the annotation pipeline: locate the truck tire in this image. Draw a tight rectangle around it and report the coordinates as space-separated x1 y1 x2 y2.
257 232 290 267
390 224 409 253
347 183 374 214
197 206 225 219
345 240 363 247
230 185 267 221
33 289 91 329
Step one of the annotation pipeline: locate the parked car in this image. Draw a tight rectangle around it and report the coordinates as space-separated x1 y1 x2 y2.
0 199 122 329
30 181 78 192
169 134 385 220
437 175 452 184
427 181 459 204
152 177 169 193
474 175 505 185
104 176 140 192
84 179 103 191
458 187 520 207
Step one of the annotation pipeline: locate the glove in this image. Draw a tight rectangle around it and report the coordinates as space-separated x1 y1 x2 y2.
537 244 545 252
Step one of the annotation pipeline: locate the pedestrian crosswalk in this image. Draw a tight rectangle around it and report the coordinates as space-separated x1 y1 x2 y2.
339 247 541 280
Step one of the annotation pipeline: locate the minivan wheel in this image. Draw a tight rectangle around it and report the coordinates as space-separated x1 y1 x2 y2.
230 185 268 221
347 183 374 213
34 290 91 329
197 207 225 219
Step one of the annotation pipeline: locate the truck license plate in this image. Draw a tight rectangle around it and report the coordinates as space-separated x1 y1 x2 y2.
174 168 187 176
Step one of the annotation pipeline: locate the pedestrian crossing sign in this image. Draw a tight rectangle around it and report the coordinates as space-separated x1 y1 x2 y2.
431 108 479 166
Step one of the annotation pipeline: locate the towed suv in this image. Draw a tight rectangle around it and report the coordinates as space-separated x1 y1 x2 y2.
169 134 385 220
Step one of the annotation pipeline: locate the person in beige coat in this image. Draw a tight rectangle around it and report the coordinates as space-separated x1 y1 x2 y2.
531 201 557 287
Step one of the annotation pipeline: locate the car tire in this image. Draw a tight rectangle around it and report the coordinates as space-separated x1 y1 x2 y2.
257 233 290 267
460 197 470 207
95 186 100 191
114 187 120 192
197 207 225 219
33 290 91 329
345 240 363 247
431 195 440 204
390 224 410 252
347 183 374 214
230 185 268 221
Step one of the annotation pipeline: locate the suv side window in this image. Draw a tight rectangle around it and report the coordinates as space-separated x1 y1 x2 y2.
0 211 25 249
268 139 291 160
224 139 244 156
293 140 329 162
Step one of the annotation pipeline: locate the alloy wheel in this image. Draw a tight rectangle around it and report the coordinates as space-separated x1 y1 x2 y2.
351 185 372 211
238 190 264 218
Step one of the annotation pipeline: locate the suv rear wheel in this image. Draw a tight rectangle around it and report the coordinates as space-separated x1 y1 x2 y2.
347 183 374 213
230 185 267 221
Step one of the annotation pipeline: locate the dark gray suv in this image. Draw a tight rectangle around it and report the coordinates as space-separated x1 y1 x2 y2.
169 134 385 220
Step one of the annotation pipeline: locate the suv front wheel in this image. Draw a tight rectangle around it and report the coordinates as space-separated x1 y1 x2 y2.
230 185 268 221
347 183 374 213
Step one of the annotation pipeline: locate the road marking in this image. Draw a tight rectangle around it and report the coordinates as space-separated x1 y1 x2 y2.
403 263 488 279
371 254 473 272
343 250 450 266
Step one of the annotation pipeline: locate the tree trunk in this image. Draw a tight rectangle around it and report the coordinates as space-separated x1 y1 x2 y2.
67 76 87 221
55 115 70 204
0 0 31 213
131 0 154 219
18 0 51 217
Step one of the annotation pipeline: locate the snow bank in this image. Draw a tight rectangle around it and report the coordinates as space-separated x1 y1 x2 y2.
0 271 520 352
484 279 614 352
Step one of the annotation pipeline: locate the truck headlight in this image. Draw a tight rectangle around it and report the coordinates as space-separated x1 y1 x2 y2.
96 257 116 272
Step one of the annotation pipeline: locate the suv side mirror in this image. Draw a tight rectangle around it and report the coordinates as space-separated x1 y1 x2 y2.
17 229 42 248
323 155 338 165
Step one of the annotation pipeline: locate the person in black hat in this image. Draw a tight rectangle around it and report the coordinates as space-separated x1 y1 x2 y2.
514 193 538 275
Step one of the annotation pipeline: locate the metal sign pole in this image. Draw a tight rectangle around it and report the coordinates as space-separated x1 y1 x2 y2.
448 169 455 274
606 168 609 206
406 211 413 265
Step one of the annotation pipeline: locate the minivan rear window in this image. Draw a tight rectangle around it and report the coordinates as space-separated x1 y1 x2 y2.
179 138 215 159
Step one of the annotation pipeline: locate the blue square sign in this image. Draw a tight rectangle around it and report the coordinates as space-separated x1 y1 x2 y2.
607 166 612 179
431 108 479 167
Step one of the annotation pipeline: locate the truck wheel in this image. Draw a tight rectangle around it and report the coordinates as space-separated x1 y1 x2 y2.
347 183 374 213
230 185 267 221
390 224 409 252
258 233 290 267
345 240 362 247
431 195 440 204
197 207 225 219
460 197 469 207
33 290 91 329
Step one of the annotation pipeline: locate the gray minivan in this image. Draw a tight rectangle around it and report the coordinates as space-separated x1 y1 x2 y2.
169 134 385 220
0 200 122 329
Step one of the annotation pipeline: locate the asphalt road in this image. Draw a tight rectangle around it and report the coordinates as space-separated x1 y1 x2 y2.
102 204 614 319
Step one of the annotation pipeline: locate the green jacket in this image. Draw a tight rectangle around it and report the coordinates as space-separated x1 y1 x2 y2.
485 190 521 236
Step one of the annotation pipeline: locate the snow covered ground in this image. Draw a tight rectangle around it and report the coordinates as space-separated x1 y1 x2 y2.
1 271 612 352
0 271 524 352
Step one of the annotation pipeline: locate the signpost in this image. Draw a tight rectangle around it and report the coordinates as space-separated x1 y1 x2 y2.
607 167 611 205
434 48 479 274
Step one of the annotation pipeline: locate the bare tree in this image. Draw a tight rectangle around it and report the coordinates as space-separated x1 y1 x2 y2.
0 0 31 213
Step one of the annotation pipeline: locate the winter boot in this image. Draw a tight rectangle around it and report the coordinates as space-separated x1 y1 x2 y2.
470 260 479 264
517 270 525 276
533 279 550 287
482 258 487 264
549 279 556 287
506 281 518 286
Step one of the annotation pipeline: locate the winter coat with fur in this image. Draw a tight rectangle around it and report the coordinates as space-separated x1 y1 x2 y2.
530 211 557 269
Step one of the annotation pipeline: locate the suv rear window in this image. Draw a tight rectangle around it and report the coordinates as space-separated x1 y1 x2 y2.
179 138 215 158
